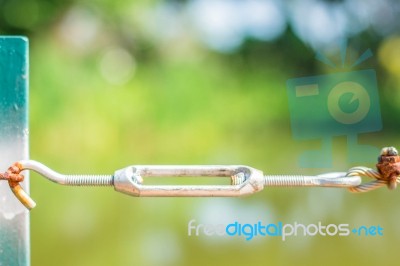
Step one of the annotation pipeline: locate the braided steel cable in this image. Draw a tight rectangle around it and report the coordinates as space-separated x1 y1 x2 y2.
346 166 399 193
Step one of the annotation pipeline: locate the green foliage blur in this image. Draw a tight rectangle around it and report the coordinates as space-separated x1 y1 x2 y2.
1 0 400 265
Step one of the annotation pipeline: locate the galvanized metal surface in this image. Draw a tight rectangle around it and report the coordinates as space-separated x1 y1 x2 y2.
113 165 266 197
0 37 30 266
8 160 361 210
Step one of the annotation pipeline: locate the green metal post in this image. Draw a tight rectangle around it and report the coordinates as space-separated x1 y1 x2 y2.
0 37 30 265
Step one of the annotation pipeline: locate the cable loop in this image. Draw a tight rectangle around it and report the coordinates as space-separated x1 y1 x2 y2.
346 166 400 193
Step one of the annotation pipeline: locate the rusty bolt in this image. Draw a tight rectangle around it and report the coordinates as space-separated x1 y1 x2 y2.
376 146 400 190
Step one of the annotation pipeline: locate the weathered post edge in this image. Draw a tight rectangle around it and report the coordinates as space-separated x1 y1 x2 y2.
0 36 30 266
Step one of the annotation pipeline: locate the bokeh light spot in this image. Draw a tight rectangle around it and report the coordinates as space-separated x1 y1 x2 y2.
99 47 136 85
378 36 400 77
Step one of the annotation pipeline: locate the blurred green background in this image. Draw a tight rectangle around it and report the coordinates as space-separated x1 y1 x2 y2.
2 0 400 265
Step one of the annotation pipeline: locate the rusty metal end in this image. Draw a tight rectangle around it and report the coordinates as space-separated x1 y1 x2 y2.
376 146 400 190
8 181 36 210
4 161 35 210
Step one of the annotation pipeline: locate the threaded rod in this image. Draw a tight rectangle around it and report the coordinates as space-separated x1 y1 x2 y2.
64 175 114 186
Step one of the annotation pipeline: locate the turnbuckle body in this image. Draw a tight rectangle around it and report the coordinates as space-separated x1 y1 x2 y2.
113 165 265 197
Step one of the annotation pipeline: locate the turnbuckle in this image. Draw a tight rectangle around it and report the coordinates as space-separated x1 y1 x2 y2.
0 160 364 210
2 146 400 210
113 165 265 197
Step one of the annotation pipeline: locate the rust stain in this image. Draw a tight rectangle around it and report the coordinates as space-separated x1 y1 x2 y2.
376 147 400 190
0 161 24 182
0 161 35 209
